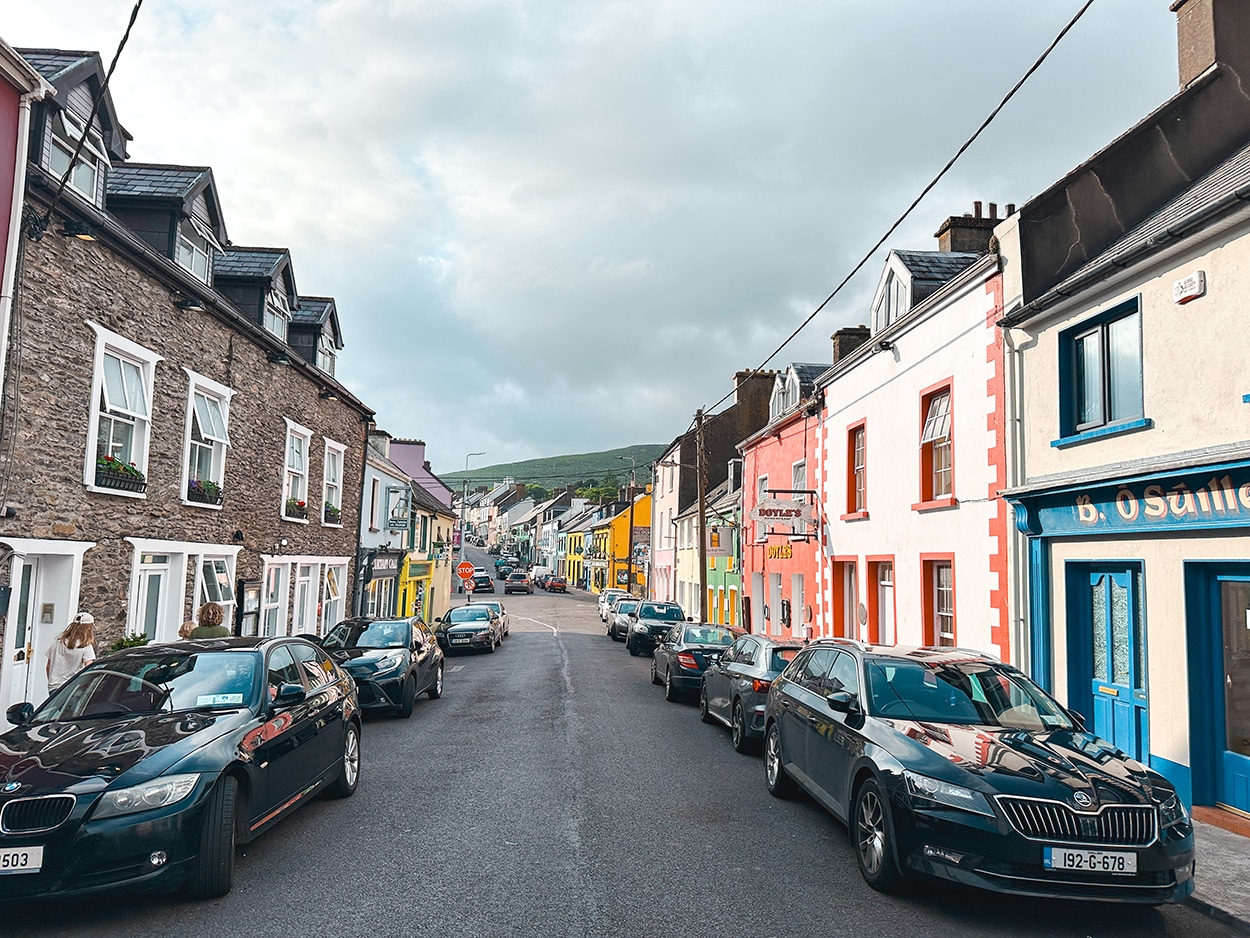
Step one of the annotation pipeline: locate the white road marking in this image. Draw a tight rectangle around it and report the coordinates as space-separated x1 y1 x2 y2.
515 615 559 635
449 665 465 673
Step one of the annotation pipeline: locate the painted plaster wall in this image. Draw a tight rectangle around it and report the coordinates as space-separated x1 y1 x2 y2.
649 454 680 600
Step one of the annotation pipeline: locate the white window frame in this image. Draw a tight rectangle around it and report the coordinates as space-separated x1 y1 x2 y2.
194 555 237 632
369 477 381 531
85 322 162 498
181 369 233 510
175 218 221 283
321 563 347 634
921 389 953 500
755 475 768 542
265 288 291 340
791 459 807 536
322 438 345 527
260 562 288 637
47 108 108 204
282 419 313 522
316 333 336 372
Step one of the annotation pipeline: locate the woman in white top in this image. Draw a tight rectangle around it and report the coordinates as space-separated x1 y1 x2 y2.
46 612 96 694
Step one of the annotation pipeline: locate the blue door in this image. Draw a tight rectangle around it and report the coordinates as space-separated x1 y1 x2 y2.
1217 577 1250 812
1088 570 1148 761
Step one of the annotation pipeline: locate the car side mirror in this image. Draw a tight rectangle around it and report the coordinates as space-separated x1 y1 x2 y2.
6 702 34 726
272 683 307 709
826 691 859 714
687 616 695 622
629 613 638 620
1067 708 1087 731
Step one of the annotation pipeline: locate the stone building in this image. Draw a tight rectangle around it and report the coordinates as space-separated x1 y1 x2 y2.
0 48 371 710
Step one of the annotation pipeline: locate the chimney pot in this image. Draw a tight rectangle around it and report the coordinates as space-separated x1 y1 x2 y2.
1006 203 1016 216
989 202 998 219
832 325 871 363
974 201 983 219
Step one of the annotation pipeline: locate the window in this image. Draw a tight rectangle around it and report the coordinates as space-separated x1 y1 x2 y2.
175 219 220 283
755 475 768 541
47 108 108 203
1064 303 1143 434
283 420 312 520
847 423 866 515
924 559 955 646
184 372 232 506
196 557 236 631
86 323 161 494
323 440 344 525
919 386 952 502
321 564 346 633
316 333 336 374
791 460 807 535
873 270 908 331
261 564 286 636
265 288 291 340
369 477 381 531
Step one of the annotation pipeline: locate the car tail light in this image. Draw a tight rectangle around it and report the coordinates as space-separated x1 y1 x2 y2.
676 652 700 670
752 679 772 693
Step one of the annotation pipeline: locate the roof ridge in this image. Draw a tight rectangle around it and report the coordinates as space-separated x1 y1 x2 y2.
14 47 97 57
225 245 289 254
114 162 211 172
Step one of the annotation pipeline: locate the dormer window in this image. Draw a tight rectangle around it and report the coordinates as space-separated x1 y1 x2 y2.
316 333 336 374
265 289 291 340
175 219 219 283
48 109 109 203
873 271 908 332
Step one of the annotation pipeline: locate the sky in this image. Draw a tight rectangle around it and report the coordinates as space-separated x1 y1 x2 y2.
4 1 1180 475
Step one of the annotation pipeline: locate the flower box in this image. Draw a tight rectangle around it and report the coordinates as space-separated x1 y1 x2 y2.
95 468 147 494
323 506 342 524
284 498 309 520
187 481 224 506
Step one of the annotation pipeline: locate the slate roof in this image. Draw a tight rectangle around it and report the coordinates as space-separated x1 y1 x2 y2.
215 247 290 280
292 296 333 325
16 48 93 82
107 163 210 199
894 250 981 284
410 481 454 517
790 363 829 396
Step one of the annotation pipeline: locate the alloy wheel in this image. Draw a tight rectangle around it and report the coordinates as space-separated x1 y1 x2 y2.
857 789 886 876
343 727 360 788
765 729 781 786
732 703 744 749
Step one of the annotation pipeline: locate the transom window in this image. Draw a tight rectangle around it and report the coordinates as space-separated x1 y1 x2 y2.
1066 304 1143 433
48 109 109 203
920 388 952 500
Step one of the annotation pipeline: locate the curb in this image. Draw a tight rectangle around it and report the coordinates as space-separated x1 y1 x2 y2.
1186 896 1250 934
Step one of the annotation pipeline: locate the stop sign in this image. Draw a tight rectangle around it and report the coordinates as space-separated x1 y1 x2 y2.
456 561 476 580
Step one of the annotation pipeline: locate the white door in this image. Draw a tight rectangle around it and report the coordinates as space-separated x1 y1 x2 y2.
135 556 170 640
11 559 40 704
293 564 316 634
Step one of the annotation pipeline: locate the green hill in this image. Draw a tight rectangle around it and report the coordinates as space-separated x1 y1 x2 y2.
441 444 667 491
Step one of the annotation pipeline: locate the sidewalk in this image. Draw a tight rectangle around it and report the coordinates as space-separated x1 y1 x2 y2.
1189 816 1250 932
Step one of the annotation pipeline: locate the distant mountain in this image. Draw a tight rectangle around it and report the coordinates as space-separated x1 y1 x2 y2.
440 444 667 490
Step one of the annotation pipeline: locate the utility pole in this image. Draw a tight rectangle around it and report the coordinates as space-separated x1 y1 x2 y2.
618 454 637 596
696 408 708 623
459 451 485 593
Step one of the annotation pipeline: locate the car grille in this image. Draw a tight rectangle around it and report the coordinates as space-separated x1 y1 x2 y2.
996 796 1156 846
1 794 75 833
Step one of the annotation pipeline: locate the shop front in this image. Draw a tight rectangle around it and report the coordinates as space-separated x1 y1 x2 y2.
363 549 403 618
1011 459 1250 813
399 555 432 621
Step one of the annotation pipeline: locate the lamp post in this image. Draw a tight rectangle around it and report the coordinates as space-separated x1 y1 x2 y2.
459 452 485 586
617 455 637 596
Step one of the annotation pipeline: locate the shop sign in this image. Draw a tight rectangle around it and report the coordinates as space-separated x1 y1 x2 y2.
1013 462 1250 538
767 544 793 560
631 526 651 546
372 552 401 579
748 497 812 524
407 562 431 578
707 526 733 557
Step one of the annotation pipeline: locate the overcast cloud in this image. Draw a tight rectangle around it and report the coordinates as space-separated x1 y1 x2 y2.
5 1 1178 473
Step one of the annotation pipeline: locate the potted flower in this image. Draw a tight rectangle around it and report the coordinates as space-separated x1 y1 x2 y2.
95 454 146 493
323 501 341 524
187 478 224 505
284 497 308 520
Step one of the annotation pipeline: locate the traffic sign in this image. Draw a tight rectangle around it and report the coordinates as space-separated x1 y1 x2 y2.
464 578 476 592
456 561 475 580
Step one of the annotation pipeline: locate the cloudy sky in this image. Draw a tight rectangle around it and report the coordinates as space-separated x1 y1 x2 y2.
6 1 1179 474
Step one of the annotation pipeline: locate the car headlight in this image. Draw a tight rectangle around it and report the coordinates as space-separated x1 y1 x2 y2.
94 773 201 819
903 771 995 817
633 623 648 633
374 652 405 675
1158 793 1190 828
474 629 491 641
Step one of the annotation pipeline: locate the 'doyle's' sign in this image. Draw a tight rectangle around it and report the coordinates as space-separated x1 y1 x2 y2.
748 497 812 526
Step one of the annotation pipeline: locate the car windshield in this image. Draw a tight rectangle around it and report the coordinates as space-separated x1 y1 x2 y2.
865 658 1074 730
446 606 491 624
683 627 736 646
323 619 408 650
37 652 259 721
615 601 639 615
638 603 684 621
770 648 801 670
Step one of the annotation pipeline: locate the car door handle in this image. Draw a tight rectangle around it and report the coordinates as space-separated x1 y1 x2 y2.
807 716 819 727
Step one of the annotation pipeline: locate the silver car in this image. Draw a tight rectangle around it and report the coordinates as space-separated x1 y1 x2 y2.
700 634 803 752
475 599 510 637
607 598 640 641
597 589 628 622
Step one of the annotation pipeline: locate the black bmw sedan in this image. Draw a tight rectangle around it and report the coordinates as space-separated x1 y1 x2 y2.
763 641 1194 904
321 617 444 716
0 637 360 901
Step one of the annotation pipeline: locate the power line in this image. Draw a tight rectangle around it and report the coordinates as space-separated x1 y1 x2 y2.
692 0 1098 423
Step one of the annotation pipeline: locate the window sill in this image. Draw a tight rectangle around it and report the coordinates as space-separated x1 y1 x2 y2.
282 514 310 525
840 510 869 522
1050 417 1153 448
182 498 223 511
86 484 146 500
911 496 958 513
321 521 343 529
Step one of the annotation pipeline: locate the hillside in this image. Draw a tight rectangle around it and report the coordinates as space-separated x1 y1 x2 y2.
440 444 667 490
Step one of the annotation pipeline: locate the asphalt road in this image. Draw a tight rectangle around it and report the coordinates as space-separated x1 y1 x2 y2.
5 576 1239 937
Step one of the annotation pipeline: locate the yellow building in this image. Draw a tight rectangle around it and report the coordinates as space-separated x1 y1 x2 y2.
565 529 586 589
607 492 650 597
396 488 457 623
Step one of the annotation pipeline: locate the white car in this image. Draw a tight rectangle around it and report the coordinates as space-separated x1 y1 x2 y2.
597 589 628 621
476 599 510 637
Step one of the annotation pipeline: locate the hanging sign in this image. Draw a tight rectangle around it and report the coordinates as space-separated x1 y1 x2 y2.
706 526 733 557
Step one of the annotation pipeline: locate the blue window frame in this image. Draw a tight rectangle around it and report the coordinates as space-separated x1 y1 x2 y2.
1059 298 1143 438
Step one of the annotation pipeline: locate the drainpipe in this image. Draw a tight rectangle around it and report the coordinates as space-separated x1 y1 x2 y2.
1003 325 1029 673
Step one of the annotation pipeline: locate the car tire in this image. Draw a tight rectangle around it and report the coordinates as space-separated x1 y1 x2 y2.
731 700 753 753
326 722 361 799
397 675 416 719
664 669 679 703
853 777 903 893
427 664 443 700
764 723 798 799
187 775 236 900
651 659 662 685
699 683 715 724
486 637 496 654
628 639 640 657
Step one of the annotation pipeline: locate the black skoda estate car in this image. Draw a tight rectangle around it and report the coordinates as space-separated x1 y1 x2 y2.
0 638 360 901
762 641 1194 903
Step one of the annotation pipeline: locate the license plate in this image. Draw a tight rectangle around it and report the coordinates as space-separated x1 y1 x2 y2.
451 638 470 644
0 845 43 875
1043 846 1136 874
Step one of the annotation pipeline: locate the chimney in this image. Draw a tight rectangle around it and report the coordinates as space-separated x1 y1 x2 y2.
367 428 391 458
1173 0 1250 89
832 325 871 363
934 201 1001 254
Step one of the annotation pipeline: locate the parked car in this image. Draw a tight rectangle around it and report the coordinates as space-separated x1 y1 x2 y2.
597 589 628 621
762 641 1194 902
0 637 360 901
474 600 510 637
700 634 802 752
496 565 513 580
624 601 688 656
434 604 503 652
651 624 742 701
469 573 495 593
504 572 534 594
321 616 443 717
547 576 568 593
607 599 641 641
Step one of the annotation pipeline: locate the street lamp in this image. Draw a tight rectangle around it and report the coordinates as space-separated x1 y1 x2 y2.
617 455 637 596
459 452 485 583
